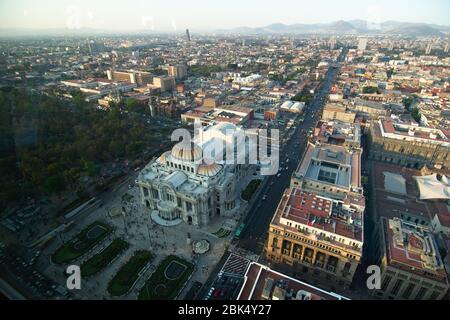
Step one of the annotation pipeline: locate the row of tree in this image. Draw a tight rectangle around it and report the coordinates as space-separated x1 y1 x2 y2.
0 88 163 210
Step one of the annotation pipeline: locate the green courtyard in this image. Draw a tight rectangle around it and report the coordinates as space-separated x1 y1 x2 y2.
52 221 112 265
139 255 194 300
107 250 153 297
81 238 129 277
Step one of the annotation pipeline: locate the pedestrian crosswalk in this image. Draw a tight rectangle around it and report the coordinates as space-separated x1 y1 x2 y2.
221 254 250 276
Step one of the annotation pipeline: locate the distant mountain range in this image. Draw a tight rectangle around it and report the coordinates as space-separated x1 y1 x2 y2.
222 20 450 37
1 20 449 38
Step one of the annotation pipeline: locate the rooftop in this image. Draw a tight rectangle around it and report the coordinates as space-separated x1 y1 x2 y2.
314 120 361 147
382 217 449 284
271 188 364 245
237 262 348 300
373 119 450 147
373 162 449 223
295 143 362 192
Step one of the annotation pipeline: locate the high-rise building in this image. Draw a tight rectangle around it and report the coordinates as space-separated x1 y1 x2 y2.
358 38 368 51
425 43 433 55
87 40 106 54
153 76 176 92
107 70 153 86
444 42 449 53
168 64 188 80
329 38 337 50
186 29 191 42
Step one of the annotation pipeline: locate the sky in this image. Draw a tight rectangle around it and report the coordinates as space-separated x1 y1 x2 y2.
0 0 449 32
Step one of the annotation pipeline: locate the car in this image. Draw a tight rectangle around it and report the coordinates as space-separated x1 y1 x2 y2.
262 195 267 201
277 173 281 178
214 288 222 298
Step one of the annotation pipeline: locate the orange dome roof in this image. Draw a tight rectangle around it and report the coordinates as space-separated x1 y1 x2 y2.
171 142 203 162
156 151 170 164
198 162 222 177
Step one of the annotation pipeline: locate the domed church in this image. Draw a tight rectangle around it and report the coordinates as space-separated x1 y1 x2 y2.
137 123 256 227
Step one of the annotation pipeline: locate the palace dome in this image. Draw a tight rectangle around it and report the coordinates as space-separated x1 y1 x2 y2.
171 142 203 162
156 151 171 164
198 162 222 177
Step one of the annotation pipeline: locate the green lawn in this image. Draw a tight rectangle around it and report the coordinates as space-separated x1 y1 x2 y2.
81 239 129 277
139 255 194 300
108 250 153 297
213 228 232 238
241 179 262 201
52 221 112 265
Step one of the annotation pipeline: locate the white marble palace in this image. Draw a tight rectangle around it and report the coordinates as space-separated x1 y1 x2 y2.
137 123 256 227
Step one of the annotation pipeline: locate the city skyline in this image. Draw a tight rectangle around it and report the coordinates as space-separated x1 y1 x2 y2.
0 0 449 33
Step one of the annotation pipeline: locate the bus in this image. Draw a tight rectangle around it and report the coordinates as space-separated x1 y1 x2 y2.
235 223 245 238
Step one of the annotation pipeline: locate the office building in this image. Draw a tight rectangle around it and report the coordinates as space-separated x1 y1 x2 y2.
371 217 449 300
238 262 349 300
168 65 188 80
265 188 364 289
153 76 176 92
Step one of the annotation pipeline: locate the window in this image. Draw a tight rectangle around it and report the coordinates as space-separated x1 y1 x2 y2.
401 283 415 299
318 169 337 184
415 287 427 300
381 275 392 291
429 291 440 300
391 279 403 295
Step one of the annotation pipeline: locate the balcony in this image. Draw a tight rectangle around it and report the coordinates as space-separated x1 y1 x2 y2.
315 261 325 268
326 265 336 273
303 256 313 264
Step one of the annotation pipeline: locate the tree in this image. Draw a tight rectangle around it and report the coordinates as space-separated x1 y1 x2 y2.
362 86 379 94
72 91 86 110
43 175 66 194
125 98 146 114
411 107 421 123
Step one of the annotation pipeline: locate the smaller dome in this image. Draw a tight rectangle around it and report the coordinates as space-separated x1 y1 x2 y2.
156 151 170 164
198 162 222 177
171 142 203 162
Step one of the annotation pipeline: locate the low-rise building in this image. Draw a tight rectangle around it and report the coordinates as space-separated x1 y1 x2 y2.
369 119 450 169
291 143 364 200
238 262 349 300
371 217 449 300
313 120 362 149
322 103 356 123
265 188 364 290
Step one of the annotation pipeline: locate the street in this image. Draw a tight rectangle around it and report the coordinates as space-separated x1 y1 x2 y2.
237 49 347 254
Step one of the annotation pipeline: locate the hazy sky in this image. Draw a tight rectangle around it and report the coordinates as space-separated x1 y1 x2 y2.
0 0 449 31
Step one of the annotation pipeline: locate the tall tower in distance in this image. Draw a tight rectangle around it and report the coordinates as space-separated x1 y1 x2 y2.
425 42 433 55
186 29 191 42
358 38 368 51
